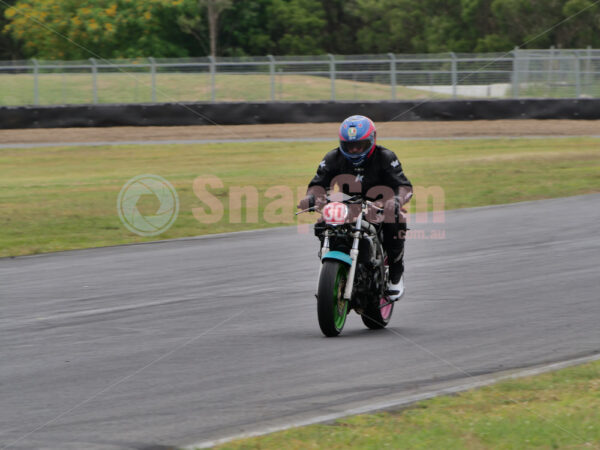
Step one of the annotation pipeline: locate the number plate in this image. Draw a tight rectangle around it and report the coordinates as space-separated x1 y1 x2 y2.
322 202 349 225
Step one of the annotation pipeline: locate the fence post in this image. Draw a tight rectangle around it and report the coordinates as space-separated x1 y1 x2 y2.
32 58 39 105
61 67 66 104
328 53 336 101
548 45 555 85
574 52 581 98
511 47 519 98
450 52 457 99
278 68 283 99
89 58 98 104
149 57 157 102
586 46 592 95
388 53 396 100
209 55 216 102
267 54 275 101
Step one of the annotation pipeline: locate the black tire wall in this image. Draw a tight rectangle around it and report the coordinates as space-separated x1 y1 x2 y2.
1 99 599 129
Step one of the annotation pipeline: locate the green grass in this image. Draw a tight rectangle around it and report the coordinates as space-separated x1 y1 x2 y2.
0 73 448 105
213 360 600 449
519 81 600 99
0 137 599 257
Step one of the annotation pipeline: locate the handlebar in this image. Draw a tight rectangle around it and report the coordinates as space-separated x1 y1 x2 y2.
296 198 384 216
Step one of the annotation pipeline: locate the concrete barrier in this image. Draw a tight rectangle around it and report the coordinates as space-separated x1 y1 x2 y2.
1 99 599 129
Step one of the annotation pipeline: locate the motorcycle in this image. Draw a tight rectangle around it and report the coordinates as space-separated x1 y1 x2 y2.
298 193 395 337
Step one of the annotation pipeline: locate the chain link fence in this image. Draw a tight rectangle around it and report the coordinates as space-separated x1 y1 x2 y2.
1 48 598 106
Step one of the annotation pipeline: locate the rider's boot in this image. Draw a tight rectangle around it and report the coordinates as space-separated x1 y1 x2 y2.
383 221 406 301
387 253 405 301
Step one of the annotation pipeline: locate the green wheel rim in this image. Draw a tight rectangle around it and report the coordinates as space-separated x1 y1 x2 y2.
332 265 348 330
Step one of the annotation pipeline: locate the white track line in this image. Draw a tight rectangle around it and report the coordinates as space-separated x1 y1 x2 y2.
186 353 600 449
2 135 599 149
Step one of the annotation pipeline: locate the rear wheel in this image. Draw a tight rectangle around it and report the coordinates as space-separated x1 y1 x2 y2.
361 256 393 329
317 261 349 337
361 297 394 329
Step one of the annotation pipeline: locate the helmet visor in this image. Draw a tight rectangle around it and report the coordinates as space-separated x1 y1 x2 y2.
341 139 371 155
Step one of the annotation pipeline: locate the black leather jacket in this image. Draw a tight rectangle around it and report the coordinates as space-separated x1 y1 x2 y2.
307 145 412 201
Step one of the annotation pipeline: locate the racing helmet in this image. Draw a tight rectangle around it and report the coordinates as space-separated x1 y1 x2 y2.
339 115 377 167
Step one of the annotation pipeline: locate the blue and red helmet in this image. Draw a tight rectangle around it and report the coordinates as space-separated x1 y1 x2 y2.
339 115 377 166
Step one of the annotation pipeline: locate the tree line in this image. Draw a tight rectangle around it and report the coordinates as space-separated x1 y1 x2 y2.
1 0 598 60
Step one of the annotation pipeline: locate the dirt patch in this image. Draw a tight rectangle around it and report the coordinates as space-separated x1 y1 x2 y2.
1 120 599 145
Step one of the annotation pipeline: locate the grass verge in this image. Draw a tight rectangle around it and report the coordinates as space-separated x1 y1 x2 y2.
212 359 600 449
1 137 599 257
0 73 447 106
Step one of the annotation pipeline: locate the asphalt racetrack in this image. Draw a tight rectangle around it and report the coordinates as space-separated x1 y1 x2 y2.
1 194 600 449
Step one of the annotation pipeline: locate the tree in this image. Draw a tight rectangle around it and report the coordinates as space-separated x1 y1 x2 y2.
218 0 273 56
0 0 21 59
177 0 209 55
178 0 232 57
420 0 472 52
266 0 326 54
3 0 191 59
218 0 328 56
348 0 429 53
489 0 564 49
202 0 231 57
459 0 507 52
319 0 362 54
558 0 600 48
3 0 598 60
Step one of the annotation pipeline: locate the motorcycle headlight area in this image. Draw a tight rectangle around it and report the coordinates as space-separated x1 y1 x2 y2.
322 202 349 225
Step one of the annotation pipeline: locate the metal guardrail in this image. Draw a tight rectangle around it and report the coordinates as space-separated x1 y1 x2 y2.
0 48 598 106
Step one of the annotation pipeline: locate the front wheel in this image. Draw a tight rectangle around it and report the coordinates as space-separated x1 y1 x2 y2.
317 261 349 337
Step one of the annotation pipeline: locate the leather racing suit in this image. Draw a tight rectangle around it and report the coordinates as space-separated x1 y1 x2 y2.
304 145 412 282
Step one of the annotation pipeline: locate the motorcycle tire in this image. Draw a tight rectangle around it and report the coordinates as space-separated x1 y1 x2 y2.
317 260 349 337
361 296 394 330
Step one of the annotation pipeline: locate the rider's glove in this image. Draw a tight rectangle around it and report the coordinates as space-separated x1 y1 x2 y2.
297 186 326 211
384 186 413 222
366 200 385 223
384 196 406 214
298 194 316 211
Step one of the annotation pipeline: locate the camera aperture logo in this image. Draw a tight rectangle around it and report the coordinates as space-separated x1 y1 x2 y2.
117 174 179 237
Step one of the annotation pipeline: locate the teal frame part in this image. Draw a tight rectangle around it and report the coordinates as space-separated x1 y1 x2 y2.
322 250 352 266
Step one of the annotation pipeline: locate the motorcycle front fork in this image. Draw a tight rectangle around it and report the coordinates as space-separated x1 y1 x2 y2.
343 208 365 300
318 222 362 301
343 231 360 300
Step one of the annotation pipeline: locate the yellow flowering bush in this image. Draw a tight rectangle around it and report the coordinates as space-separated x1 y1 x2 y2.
3 0 192 58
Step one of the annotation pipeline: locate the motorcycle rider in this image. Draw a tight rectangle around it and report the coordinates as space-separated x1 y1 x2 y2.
298 115 412 301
